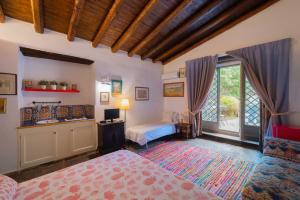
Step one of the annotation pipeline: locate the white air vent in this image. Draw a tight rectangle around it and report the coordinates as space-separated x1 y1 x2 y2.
99 75 122 85
100 75 111 85
161 71 178 80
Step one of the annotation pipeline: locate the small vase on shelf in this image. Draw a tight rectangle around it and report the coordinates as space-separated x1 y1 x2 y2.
60 82 68 91
49 81 58 90
50 85 57 90
38 80 48 90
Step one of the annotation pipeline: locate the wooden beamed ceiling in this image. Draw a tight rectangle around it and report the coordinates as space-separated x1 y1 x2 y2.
128 0 190 57
92 0 123 48
0 2 4 23
67 0 86 41
0 0 278 64
141 0 222 60
30 0 44 33
111 0 158 53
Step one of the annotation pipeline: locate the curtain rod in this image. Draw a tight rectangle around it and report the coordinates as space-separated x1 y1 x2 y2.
32 101 62 104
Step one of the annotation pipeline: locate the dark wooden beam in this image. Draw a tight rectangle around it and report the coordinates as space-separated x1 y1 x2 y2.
67 0 86 41
141 0 221 60
0 3 5 23
161 0 279 64
128 0 191 57
92 0 123 48
30 0 44 33
111 0 158 53
20 47 94 65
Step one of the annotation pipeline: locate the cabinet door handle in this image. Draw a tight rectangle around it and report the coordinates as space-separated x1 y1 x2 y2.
53 131 57 135
70 129 74 132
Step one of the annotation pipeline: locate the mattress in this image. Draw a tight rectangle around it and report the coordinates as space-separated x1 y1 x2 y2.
126 122 176 145
14 150 219 200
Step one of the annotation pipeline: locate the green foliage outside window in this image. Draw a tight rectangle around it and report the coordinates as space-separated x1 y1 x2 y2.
220 65 240 118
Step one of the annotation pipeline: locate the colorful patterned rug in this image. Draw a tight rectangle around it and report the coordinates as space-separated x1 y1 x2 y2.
139 141 257 200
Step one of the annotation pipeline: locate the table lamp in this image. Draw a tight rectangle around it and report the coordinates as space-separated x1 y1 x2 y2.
120 98 130 122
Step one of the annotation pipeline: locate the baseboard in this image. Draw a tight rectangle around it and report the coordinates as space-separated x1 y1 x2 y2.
2 168 18 176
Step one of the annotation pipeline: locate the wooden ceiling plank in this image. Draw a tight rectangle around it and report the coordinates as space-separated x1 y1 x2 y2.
111 0 158 53
162 0 279 65
0 3 5 23
141 0 221 60
67 0 86 41
127 0 191 57
30 0 44 33
155 1 255 62
92 0 123 48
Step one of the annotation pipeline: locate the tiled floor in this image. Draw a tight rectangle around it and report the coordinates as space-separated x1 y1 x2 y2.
187 138 262 163
7 151 100 183
7 137 262 183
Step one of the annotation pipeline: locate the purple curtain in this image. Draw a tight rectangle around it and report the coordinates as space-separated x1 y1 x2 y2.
186 56 217 137
227 38 291 150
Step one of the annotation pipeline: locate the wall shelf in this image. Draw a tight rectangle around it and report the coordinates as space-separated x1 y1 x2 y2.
22 88 80 93
20 47 94 65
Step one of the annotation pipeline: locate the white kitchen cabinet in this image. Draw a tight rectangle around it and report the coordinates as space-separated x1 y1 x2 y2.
71 121 96 155
56 124 72 159
17 120 97 170
19 126 58 169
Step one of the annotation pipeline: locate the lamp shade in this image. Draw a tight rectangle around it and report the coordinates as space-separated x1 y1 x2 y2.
120 98 130 110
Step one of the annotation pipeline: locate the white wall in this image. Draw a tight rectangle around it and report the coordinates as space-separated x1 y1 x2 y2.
163 0 300 126
95 60 163 127
0 40 20 173
0 19 163 173
21 57 94 107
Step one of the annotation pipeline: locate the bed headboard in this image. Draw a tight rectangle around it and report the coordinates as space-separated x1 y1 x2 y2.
272 124 300 142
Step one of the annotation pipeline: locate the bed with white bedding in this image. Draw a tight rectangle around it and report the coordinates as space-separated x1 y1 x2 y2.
126 122 176 146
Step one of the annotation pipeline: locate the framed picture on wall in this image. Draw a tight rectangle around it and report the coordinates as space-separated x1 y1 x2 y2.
163 82 184 97
0 98 7 114
100 92 110 104
0 73 17 95
178 67 186 78
135 87 149 101
111 80 122 96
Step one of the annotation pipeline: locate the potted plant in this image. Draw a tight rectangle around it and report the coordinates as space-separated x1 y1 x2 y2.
60 82 68 90
49 81 58 90
38 80 48 90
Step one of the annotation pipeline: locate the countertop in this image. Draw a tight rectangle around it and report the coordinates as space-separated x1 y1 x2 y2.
17 119 95 129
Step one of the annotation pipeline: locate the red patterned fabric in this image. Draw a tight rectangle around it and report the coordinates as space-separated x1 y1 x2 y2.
272 124 300 141
0 174 18 200
15 150 219 200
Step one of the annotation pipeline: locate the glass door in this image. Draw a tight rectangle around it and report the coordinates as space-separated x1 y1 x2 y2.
240 75 260 141
202 72 219 132
202 58 260 142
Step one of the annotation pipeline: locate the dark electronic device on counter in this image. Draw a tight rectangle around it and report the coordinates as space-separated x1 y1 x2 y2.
104 109 120 122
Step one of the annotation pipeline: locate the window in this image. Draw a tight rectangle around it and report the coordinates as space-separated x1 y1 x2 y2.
202 72 218 122
245 78 260 126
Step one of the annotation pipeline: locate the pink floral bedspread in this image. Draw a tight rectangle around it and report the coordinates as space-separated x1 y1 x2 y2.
15 150 219 200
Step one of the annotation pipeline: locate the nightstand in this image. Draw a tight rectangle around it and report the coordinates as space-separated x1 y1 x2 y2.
175 123 192 139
